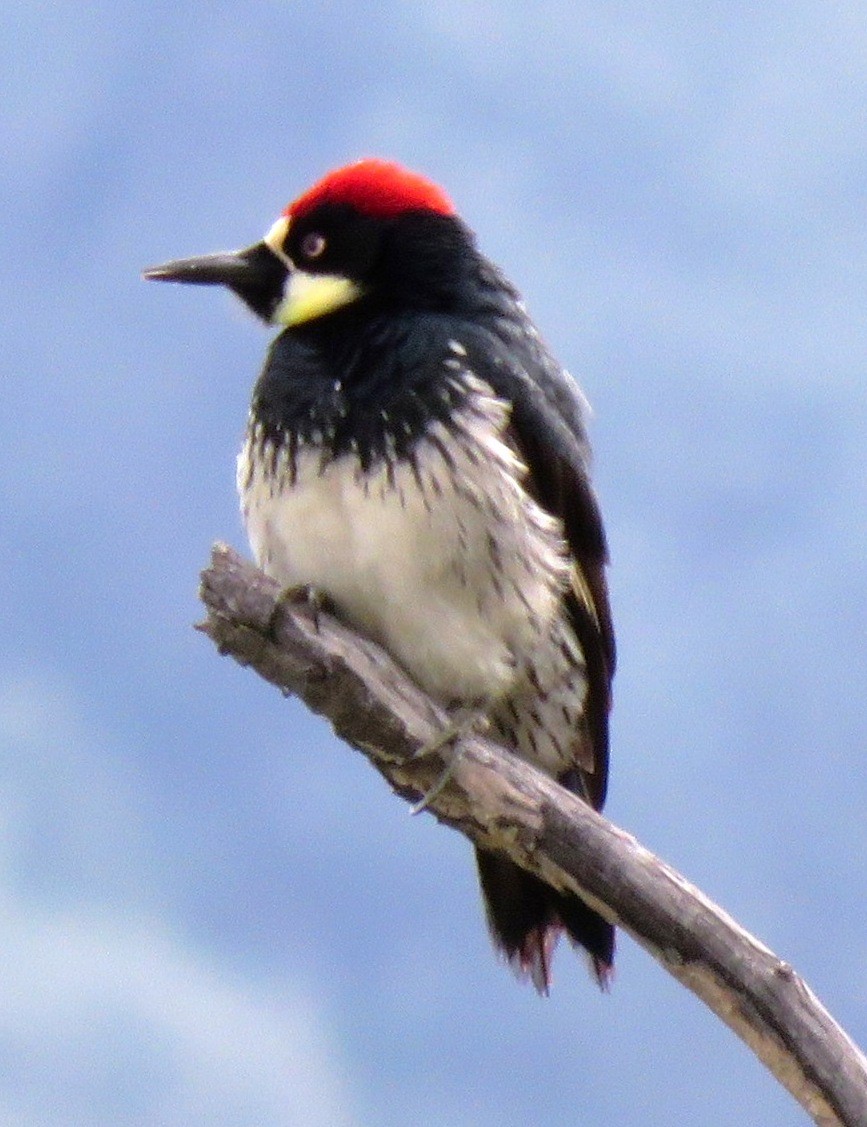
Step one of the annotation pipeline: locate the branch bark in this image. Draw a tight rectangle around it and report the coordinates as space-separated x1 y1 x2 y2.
198 542 867 1126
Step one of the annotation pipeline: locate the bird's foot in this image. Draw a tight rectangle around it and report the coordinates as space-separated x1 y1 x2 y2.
410 707 489 815
268 583 334 637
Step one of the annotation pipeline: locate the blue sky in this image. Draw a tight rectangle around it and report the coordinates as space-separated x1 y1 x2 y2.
2 3 865 1123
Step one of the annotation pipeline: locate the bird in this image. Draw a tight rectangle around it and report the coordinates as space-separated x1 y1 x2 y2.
144 158 616 994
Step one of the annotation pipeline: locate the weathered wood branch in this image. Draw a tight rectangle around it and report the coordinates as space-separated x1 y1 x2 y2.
198 542 867 1126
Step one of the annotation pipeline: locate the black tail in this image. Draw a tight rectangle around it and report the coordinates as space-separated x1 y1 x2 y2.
475 847 614 995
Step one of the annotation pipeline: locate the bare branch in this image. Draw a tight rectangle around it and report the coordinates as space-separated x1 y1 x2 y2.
198 542 867 1127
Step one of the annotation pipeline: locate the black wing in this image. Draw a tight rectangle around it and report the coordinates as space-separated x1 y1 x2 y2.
457 321 615 809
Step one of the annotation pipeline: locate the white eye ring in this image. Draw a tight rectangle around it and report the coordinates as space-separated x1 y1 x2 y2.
301 231 327 259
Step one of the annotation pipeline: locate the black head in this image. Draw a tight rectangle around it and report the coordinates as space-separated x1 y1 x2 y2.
143 159 479 326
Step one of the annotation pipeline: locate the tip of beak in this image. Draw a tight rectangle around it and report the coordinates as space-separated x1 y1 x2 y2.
142 264 175 281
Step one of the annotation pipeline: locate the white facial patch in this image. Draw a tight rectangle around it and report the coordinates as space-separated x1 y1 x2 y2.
263 215 293 268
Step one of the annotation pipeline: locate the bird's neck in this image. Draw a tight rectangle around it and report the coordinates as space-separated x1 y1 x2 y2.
249 309 470 474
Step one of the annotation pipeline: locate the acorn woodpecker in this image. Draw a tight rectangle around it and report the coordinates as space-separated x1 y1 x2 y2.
145 159 616 993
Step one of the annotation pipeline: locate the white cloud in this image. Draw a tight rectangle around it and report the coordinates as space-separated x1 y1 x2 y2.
0 904 356 1127
0 676 151 898
0 677 357 1127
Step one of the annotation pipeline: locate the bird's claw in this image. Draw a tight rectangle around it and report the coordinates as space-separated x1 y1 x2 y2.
268 583 332 637
410 709 489 815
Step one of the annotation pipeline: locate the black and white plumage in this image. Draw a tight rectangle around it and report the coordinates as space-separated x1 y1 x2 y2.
145 159 615 993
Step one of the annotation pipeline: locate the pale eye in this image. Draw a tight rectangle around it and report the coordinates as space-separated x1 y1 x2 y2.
301 231 327 259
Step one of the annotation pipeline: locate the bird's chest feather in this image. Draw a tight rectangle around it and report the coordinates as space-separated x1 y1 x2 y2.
237 384 571 704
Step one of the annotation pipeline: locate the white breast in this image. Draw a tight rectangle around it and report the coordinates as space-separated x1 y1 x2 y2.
237 384 570 706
